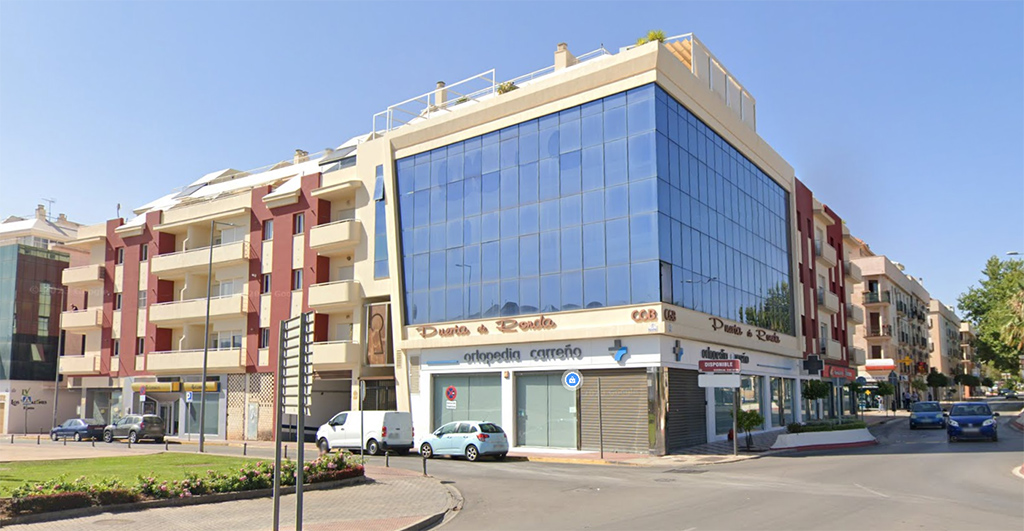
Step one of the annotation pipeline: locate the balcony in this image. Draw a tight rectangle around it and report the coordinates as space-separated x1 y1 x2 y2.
148 294 247 325
61 307 104 331
863 291 891 305
864 358 896 371
824 339 842 360
309 219 361 256
150 241 250 277
311 341 358 371
851 347 866 366
814 241 838 269
307 280 362 312
146 347 246 374
818 290 840 314
59 353 101 375
844 260 863 283
866 325 893 339
846 303 864 325
62 264 105 287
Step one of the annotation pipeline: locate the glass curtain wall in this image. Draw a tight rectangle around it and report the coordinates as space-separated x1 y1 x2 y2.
394 84 792 333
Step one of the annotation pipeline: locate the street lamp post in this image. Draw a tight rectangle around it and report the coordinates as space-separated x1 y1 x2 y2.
51 286 67 431
198 219 238 453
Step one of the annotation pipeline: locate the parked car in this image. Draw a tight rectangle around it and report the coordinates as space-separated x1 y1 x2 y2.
103 415 165 444
1000 389 1019 400
50 418 105 441
417 421 509 462
316 411 413 455
909 402 945 429
945 403 999 442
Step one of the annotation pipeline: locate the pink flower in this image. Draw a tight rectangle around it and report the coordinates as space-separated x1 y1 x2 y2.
239 476 247 482
159 485 167 492
327 462 337 469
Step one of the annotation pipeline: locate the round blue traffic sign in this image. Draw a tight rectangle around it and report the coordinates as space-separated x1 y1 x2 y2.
562 370 583 391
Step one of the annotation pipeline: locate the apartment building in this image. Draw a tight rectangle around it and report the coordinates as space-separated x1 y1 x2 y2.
60 34 864 452
928 300 961 378
0 205 84 434
848 241 931 406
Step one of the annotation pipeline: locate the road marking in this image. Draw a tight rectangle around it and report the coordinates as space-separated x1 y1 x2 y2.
854 483 889 498
682 527 697 531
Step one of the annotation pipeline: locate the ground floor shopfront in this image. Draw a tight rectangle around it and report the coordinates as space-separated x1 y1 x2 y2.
408 334 812 455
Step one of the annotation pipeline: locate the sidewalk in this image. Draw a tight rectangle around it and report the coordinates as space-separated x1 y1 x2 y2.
7 465 456 531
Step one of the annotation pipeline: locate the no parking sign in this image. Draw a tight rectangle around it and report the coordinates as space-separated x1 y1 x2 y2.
445 386 457 409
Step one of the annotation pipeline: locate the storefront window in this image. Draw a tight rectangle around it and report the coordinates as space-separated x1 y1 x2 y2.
740 375 763 430
714 387 734 435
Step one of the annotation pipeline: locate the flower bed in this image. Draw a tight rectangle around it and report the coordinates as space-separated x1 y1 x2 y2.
786 420 867 433
1 451 362 517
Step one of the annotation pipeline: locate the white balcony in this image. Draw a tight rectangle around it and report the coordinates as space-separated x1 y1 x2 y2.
62 264 105 287
307 280 362 312
61 307 104 331
59 353 101 375
851 347 866 366
825 339 842 360
845 260 863 283
148 294 247 325
311 341 358 371
846 303 864 325
150 241 250 277
815 241 838 269
309 219 361 256
146 347 246 374
818 290 840 314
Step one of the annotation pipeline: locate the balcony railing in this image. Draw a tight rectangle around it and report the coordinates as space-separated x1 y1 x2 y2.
310 341 358 370
867 325 892 338
844 260 863 283
824 339 842 360
846 303 864 324
62 264 105 286
146 347 246 374
150 240 250 277
851 347 866 366
61 307 104 330
863 291 891 305
308 280 362 312
59 353 101 375
817 290 840 314
814 241 838 269
309 219 361 256
148 294 247 325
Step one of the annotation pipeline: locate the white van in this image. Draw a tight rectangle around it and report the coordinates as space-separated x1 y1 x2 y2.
316 410 413 455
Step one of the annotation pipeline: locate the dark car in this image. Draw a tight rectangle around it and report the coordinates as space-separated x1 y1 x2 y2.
945 402 999 442
103 414 165 444
909 402 945 429
50 418 105 441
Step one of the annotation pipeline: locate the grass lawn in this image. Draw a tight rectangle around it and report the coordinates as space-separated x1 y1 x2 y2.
0 453 261 497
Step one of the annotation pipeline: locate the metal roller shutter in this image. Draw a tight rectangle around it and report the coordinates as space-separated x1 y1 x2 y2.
579 369 649 453
666 368 707 451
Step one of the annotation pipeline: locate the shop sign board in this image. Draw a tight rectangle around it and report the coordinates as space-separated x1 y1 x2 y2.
698 373 741 388
698 360 741 373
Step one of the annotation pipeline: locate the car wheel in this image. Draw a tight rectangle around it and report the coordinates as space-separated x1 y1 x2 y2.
366 439 380 456
103 431 113 443
948 435 956 443
128 431 138 444
318 438 331 454
495 452 507 461
74 433 82 442
420 443 434 459
465 444 479 462
50 432 59 441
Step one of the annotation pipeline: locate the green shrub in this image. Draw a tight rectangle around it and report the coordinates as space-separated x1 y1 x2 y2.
7 492 92 515
787 420 867 433
497 81 518 94
94 489 139 506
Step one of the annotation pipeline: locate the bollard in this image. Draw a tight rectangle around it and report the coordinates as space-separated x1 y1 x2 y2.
244 442 247 456
285 445 288 459
385 451 390 468
422 455 427 476
37 435 40 445
128 440 131 450
165 442 169 451
63 437 67 446
10 434 14 444
92 440 95 448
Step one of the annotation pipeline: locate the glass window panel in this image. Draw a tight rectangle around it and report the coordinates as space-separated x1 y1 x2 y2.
464 149 482 178
583 222 606 269
559 106 580 123
446 181 463 220
539 158 559 201
447 152 464 183
520 162 538 204
414 226 429 255
446 287 464 321
559 120 581 153
605 184 629 220
561 226 582 271
446 248 464 287
430 186 446 225
500 208 518 239
482 140 499 174
540 274 560 313
560 195 582 227
430 224 445 252
581 145 604 192
628 131 657 181
501 238 519 278
463 216 480 245
539 113 558 130
481 282 500 318
519 203 539 235
605 138 628 186
463 175 481 216
561 270 583 311
630 212 658 262
606 264 630 306
604 91 626 109
540 230 560 274
540 127 559 159
659 213 672 263
628 178 657 214
606 218 630 266
413 190 429 227
604 105 627 141
481 241 500 282
581 113 603 147
584 269 606 309
446 220 463 248
481 172 500 213
500 168 518 209
627 98 655 134
560 152 581 196
500 279 519 316
582 190 604 224
520 234 539 277
520 132 539 163
581 99 602 116
539 200 559 232
463 244 480 283
520 276 540 314
429 289 446 323
429 251 446 289
481 211 499 242
500 138 518 169
413 255 429 291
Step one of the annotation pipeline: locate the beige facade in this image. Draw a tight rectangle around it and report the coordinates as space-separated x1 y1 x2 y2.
928 299 961 377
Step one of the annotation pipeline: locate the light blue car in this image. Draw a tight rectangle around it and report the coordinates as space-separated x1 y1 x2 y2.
418 421 509 462
909 401 945 429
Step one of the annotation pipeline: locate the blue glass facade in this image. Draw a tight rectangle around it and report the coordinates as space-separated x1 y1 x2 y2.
395 84 792 334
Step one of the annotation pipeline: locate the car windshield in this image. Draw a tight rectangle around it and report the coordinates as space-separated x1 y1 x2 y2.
950 405 992 416
912 403 940 412
479 423 504 434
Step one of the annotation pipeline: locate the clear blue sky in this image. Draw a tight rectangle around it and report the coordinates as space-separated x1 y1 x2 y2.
1 1 1021 312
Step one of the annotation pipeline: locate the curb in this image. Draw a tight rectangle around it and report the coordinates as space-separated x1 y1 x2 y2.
399 481 464 531
772 440 879 452
1013 465 1024 481
1009 420 1023 432
0 475 368 526
513 456 647 467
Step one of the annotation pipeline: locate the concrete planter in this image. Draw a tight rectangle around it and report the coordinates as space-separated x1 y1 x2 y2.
770 428 876 451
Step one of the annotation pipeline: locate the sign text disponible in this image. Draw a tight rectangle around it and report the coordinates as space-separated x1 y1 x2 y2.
699 359 741 373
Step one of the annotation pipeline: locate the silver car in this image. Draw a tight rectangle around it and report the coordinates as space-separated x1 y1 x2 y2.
103 415 165 444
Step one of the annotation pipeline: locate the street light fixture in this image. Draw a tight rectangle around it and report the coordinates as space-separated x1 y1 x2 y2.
1007 251 1021 256
199 219 239 453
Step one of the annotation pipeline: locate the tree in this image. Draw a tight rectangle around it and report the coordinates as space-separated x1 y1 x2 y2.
736 410 764 451
847 382 863 415
876 382 895 417
926 371 949 400
958 256 1024 372
740 282 794 335
802 379 831 420
981 376 994 388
